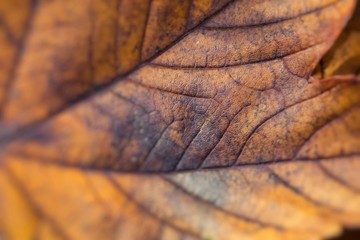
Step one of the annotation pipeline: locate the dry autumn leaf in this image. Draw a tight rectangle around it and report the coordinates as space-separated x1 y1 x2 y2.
314 0 360 79
0 0 360 240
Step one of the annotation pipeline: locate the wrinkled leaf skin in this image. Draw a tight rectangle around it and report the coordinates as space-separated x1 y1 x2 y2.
0 0 360 240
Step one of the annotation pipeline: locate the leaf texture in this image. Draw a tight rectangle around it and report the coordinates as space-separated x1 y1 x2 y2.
0 0 359 240
314 0 360 78
0 0 230 138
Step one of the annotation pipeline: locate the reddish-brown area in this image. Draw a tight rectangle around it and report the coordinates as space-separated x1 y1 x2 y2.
0 0 359 240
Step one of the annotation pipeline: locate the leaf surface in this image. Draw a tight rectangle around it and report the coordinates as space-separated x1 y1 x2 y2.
0 0 230 137
314 0 360 78
0 0 360 240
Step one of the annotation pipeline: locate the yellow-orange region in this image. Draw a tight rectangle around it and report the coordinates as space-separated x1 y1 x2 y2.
313 0 360 78
0 0 360 240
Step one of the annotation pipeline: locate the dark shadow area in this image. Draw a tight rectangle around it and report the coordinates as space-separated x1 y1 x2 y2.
331 229 360 240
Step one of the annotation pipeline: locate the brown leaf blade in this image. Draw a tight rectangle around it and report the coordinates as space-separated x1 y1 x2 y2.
4 0 357 171
0 0 360 240
314 0 360 78
0 0 230 138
